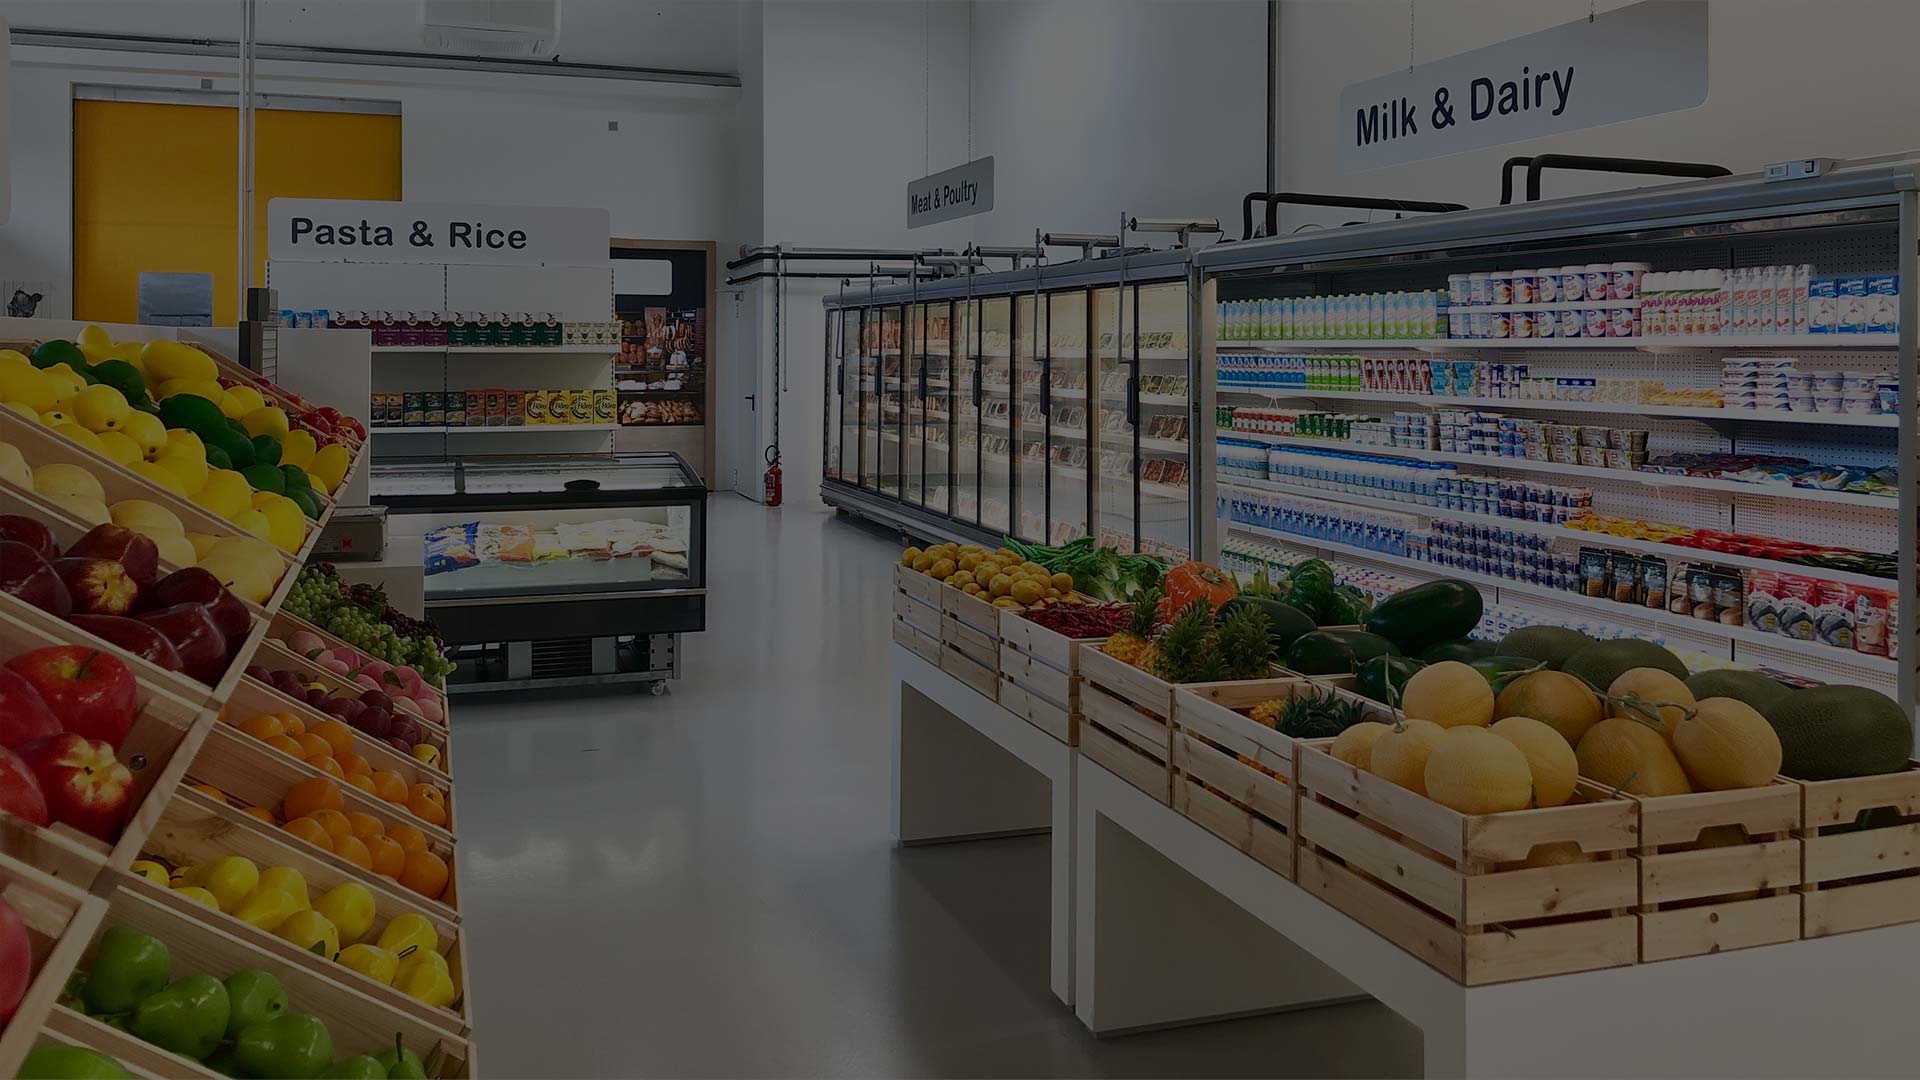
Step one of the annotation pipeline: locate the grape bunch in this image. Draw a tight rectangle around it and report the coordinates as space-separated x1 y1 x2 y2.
284 565 454 686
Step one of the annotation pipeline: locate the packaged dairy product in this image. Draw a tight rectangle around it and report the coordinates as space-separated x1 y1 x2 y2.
1868 274 1900 333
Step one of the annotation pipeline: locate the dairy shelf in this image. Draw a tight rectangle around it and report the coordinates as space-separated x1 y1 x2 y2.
1226 520 1897 678
1216 385 1900 427
374 344 616 355
1214 334 1900 352
372 423 617 435
1222 478 1895 590
1220 430 1898 509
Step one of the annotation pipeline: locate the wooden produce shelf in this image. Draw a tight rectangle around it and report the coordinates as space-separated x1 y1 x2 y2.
67 883 470 1076
1294 743 1640 986
1794 761 1920 939
248 642 451 757
267 611 451 716
1077 648 1176 804
1630 783 1803 962
996 608 1101 746
119 818 470 1039
0 853 110 1078
230 674 453 790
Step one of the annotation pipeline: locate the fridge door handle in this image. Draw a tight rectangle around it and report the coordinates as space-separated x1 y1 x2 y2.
1126 376 1138 427
973 362 982 407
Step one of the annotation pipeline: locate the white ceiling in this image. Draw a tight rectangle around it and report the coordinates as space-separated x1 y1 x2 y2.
0 0 744 74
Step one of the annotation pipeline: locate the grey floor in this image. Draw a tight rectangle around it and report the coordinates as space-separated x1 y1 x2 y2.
453 496 1420 1077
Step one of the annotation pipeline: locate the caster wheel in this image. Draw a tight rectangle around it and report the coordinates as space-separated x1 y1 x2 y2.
648 681 668 696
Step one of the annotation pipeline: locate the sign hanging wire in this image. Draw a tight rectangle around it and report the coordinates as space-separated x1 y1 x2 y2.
1408 0 1416 72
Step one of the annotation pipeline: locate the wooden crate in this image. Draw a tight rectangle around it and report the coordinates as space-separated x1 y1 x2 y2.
134 789 470 1036
893 562 944 608
1170 680 1391 880
995 608 1099 746
1794 762 1920 939
1295 743 1640 986
224 677 453 818
269 611 451 719
1631 784 1802 961
0 854 110 1078
239 646 452 767
938 585 1000 703
69 883 470 1076
891 614 941 665
1076 647 1176 804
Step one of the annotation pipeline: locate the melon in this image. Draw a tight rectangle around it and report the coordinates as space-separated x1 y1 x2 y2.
1765 685 1914 780
1498 625 1597 670
1330 721 1392 770
1673 698 1783 791
1424 727 1533 814
1498 840 1592 871
1495 670 1603 746
1684 669 1791 714
1577 717 1693 796
1562 639 1689 693
1400 661 1494 729
1607 668 1696 740
1489 716 1579 807
1369 719 1447 795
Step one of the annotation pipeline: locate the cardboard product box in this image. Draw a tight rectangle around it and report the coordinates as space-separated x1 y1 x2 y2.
566 389 594 425
368 392 388 427
402 392 425 427
507 313 533 348
505 389 527 426
525 389 550 425
422 390 445 426
443 391 467 427
593 388 617 424
465 390 484 425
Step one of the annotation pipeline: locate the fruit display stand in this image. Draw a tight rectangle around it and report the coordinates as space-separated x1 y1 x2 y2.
1795 761 1920 937
1628 782 1803 961
995 610 1100 747
0 853 109 1076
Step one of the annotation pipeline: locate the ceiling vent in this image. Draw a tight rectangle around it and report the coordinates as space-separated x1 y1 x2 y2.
419 1 561 59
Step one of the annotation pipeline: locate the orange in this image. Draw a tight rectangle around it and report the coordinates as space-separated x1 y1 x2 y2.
345 811 384 840
242 806 278 825
238 713 284 740
266 735 305 756
307 809 352 842
189 783 227 804
280 713 305 737
284 817 331 847
332 834 373 870
407 786 448 827
310 755 346 779
295 732 331 759
365 834 406 878
370 771 407 804
399 849 449 900
281 776 344 820
311 719 355 758
387 824 428 856
346 773 378 796
337 752 372 778
219 706 236 725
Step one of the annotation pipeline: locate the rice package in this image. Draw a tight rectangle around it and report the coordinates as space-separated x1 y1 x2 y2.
477 523 536 563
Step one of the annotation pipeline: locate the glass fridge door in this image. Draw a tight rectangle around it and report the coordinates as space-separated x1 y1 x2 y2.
838 309 860 483
1047 288 1090 545
825 311 842 481
859 309 879 490
1013 291 1046 543
924 300 952 515
904 303 927 506
877 305 903 497
1137 282 1191 561
951 299 979 524
979 297 1012 534
1092 285 1135 551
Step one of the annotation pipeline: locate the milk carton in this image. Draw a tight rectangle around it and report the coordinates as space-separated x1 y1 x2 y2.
1868 274 1900 334
1837 277 1870 333
1808 278 1837 333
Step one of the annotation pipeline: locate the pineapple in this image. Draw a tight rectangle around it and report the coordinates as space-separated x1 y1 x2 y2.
1100 589 1163 669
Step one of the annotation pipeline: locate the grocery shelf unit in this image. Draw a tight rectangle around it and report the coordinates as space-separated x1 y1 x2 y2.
1194 158 1918 714
0 317 473 1074
822 250 1199 559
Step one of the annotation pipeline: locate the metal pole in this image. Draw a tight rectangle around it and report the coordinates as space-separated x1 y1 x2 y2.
236 0 256 321
1897 190 1917 727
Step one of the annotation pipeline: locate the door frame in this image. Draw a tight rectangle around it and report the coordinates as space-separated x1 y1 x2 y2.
609 238 717 484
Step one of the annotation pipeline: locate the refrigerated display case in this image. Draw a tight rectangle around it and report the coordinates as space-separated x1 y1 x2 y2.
372 451 706 694
821 250 1195 557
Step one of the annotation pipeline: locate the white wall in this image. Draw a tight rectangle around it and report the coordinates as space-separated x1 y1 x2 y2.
1273 0 1920 229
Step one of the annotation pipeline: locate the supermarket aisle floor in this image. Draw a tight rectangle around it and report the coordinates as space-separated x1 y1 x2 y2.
453 497 1418 1078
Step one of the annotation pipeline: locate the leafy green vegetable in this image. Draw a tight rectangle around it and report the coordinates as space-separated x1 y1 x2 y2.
1001 536 1164 601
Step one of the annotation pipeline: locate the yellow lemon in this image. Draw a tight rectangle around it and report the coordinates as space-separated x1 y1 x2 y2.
0 350 30 368
41 364 87 405
154 448 208 496
71 385 130 432
278 428 316 468
257 867 310 910
252 492 305 551
140 340 218 383
37 410 72 428
172 886 220 910
129 459 190 497
93 431 144 466
187 531 221 559
128 860 169 886
50 423 105 454
242 405 291 439
312 443 351 492
313 882 376 945
0 366 58 412
191 469 252 519
225 385 267 416
274 909 339 959
231 508 275 542
336 944 399 985
234 888 301 933
77 325 113 349
121 410 167 457
163 427 205 457
202 855 260 913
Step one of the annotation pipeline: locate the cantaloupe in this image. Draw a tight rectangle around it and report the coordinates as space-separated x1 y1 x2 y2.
1495 670 1603 747
1673 698 1782 791
1400 661 1493 728
1607 668 1696 740
1369 719 1446 795
1489 716 1579 807
1577 717 1692 796
1424 727 1534 814
1330 721 1391 770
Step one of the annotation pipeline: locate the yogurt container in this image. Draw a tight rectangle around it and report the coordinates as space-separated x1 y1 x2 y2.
1491 311 1512 339
1470 310 1492 339
1537 269 1561 304
1468 272 1491 307
1609 304 1639 338
1513 271 1537 306
1558 308 1583 338
1561 266 1587 302
1447 274 1470 307
1514 310 1536 338
1490 271 1514 306
1611 262 1650 299
1536 308 1557 337
1585 264 1613 302
1583 307 1609 339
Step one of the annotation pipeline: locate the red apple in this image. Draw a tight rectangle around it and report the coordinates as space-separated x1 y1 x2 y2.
0 746 48 830
135 604 227 686
64 525 158 589
141 568 252 644
0 543 71 618
0 517 57 562
0 897 29 1023
51 558 137 617
6 647 136 749
15 733 131 842
0 669 59 750
67 614 183 673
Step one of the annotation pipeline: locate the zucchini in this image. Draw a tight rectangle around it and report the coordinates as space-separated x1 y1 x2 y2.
1419 638 1498 663
1365 580 1483 653
1286 631 1357 675
1217 595 1317 652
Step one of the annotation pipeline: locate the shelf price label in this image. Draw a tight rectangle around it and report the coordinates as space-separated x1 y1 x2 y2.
268 198 610 267
1337 0 1706 172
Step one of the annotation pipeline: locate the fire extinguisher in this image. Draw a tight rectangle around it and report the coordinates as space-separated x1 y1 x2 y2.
763 446 783 506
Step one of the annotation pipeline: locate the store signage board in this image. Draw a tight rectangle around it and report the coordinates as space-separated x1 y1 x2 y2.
268 199 610 266
1338 0 1707 171
908 157 994 229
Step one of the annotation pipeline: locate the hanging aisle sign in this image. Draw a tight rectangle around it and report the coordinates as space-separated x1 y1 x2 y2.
1338 0 1708 172
267 199 609 266
907 157 995 229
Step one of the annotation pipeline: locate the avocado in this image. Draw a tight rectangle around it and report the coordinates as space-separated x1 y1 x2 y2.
1685 669 1792 715
285 487 323 520
1560 638 1689 691
204 445 233 471
30 340 85 371
241 463 286 495
250 435 282 466
1765 685 1914 780
278 465 311 491
158 394 227 438
204 426 255 470
1498 625 1599 670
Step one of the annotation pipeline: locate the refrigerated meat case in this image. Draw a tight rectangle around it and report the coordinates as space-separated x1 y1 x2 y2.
371 451 705 694
1194 155 1919 708
821 250 1197 561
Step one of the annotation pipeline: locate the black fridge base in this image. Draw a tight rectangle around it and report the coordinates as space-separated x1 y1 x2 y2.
444 634 678 695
